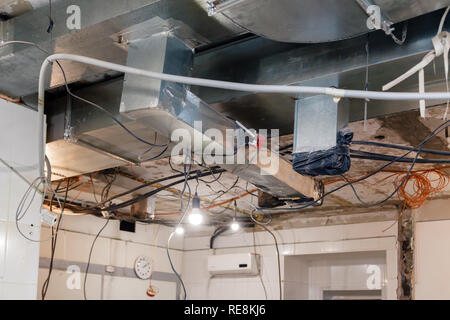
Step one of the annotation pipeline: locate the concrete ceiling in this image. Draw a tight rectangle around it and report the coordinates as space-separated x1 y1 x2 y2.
52 104 450 236
0 0 49 17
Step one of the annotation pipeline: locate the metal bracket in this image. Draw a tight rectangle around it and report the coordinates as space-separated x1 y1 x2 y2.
355 0 394 36
207 0 248 16
63 126 78 143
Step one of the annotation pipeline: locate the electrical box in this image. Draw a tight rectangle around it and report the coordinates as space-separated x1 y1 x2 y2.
207 253 260 276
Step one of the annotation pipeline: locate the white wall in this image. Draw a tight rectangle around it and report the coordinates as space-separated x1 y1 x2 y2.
285 251 387 299
413 199 450 300
37 214 183 300
414 218 450 299
0 101 42 300
0 100 40 299
182 221 398 300
37 217 399 300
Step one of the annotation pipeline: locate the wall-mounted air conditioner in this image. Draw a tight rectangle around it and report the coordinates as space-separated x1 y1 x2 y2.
207 253 260 276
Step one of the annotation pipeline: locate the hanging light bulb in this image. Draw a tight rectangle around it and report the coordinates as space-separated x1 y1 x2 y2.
188 193 203 226
230 218 240 231
230 200 240 231
175 226 184 235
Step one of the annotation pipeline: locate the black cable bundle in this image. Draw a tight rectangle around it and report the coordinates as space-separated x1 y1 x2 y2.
292 128 353 176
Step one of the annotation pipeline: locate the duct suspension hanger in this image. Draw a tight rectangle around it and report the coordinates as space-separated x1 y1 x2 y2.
382 7 450 119
356 0 407 45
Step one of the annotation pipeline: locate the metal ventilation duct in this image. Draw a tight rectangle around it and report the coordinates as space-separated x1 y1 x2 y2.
45 32 320 201
0 0 246 98
212 0 450 43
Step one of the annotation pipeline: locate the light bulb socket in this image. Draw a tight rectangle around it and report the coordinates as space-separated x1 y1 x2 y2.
192 192 200 209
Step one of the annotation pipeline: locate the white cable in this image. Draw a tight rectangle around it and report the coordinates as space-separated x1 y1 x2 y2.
382 6 450 118
438 7 450 35
383 51 437 91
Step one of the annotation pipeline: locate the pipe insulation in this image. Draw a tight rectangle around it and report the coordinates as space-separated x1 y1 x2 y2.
37 53 450 178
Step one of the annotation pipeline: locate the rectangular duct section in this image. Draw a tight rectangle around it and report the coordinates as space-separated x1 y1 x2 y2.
294 96 349 154
292 77 350 177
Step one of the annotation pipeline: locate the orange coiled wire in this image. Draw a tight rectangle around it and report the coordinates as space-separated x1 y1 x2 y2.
324 167 449 209
393 169 449 209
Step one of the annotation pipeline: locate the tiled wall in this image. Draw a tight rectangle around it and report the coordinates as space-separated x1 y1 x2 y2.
37 214 183 300
414 219 450 299
37 216 399 300
181 221 398 300
285 251 387 299
0 101 42 299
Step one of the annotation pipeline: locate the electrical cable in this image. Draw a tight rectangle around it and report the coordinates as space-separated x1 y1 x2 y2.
250 209 273 226
191 158 225 184
54 180 84 193
56 65 169 150
1 157 61 244
166 154 192 300
364 36 370 130
259 120 450 212
153 188 257 216
352 140 450 156
394 169 449 208
350 149 450 164
15 177 46 243
42 178 69 300
258 224 282 300
210 177 240 203
83 216 111 300
342 168 449 209
252 229 268 300
101 167 222 206
100 168 226 212
245 182 258 198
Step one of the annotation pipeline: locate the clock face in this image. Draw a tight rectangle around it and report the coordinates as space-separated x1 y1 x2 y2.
134 256 153 280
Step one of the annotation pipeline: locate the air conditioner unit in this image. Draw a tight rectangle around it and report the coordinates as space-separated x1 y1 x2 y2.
207 253 260 276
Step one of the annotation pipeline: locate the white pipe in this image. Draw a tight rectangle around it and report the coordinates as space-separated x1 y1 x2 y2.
37 53 450 176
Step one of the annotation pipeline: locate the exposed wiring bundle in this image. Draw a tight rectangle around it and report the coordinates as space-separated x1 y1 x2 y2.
35 52 450 192
257 120 450 212
393 168 449 208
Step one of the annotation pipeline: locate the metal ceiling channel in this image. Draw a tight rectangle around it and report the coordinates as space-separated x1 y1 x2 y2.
0 0 245 97
191 9 450 135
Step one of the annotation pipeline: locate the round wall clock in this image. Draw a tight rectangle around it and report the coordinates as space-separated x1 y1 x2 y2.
134 255 153 280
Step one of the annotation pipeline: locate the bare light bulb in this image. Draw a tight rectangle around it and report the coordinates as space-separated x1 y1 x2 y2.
231 219 240 231
189 208 203 225
189 193 203 226
175 226 184 235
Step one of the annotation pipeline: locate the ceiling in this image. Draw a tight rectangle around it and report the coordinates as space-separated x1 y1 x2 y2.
0 0 48 17
51 105 450 235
